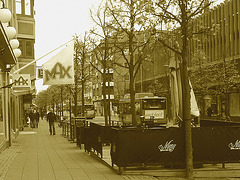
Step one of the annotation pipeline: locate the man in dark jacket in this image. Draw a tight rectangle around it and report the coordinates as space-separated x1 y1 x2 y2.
47 109 56 135
29 110 36 128
35 110 40 128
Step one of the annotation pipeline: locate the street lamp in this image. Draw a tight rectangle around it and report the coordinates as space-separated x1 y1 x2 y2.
10 39 19 49
0 9 21 59
0 8 11 23
5 26 16 39
13 48 21 58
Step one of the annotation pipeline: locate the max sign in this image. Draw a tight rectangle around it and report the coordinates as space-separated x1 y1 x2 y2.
12 74 31 88
42 42 74 85
44 62 72 81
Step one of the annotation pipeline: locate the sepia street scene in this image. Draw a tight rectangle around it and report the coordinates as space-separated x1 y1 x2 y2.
0 0 240 179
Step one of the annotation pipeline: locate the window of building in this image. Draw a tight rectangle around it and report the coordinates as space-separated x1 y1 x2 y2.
18 39 34 59
25 0 31 15
16 0 33 16
16 0 22 14
26 40 33 58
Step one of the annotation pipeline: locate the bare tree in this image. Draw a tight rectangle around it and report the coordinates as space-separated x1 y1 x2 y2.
149 0 214 178
90 1 116 126
74 34 93 117
107 0 156 126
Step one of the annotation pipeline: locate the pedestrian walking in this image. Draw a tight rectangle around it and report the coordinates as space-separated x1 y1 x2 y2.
29 110 36 128
35 110 40 128
24 110 29 127
207 106 213 117
47 109 56 135
40 110 44 120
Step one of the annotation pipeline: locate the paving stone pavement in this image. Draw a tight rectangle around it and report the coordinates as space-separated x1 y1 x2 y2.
2 120 240 180
0 139 21 180
0 120 160 180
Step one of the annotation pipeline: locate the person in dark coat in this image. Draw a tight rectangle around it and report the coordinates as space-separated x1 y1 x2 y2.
47 109 56 135
35 110 40 128
29 110 36 128
207 106 213 117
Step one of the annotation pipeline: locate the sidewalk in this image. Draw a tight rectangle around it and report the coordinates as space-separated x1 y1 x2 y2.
0 119 127 180
1 119 240 180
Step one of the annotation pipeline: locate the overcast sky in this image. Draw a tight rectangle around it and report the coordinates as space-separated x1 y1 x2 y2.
34 0 102 92
35 0 101 63
34 0 224 93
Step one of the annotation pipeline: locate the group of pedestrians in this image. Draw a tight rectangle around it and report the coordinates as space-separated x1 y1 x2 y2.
25 107 57 135
28 109 40 128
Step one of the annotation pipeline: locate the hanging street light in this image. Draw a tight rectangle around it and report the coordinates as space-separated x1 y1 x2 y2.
13 48 21 58
10 39 20 49
0 8 11 23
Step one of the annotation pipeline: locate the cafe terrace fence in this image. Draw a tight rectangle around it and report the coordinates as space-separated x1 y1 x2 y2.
110 126 240 168
83 122 117 158
71 120 240 169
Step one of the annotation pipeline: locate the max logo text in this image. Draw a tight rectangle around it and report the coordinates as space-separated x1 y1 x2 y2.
14 76 28 86
45 62 72 81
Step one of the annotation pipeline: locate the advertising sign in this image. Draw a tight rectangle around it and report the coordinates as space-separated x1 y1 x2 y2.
12 74 31 88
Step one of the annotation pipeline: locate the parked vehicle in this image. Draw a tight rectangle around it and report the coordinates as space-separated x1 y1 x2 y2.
73 104 95 119
118 93 167 125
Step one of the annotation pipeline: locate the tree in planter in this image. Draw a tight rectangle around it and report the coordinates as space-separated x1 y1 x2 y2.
107 0 156 126
90 1 116 126
74 34 93 117
148 0 214 178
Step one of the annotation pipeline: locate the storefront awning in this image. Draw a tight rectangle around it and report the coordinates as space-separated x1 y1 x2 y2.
0 23 17 70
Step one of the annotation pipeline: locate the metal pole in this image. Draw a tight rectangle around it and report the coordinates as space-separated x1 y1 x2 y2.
69 97 72 140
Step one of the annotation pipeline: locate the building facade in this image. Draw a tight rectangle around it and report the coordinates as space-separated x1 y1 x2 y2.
136 0 240 121
0 0 35 152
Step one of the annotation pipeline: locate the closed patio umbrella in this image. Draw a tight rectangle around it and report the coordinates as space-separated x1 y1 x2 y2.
169 56 182 126
169 56 199 127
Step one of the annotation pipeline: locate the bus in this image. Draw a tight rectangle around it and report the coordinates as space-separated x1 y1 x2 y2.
84 104 95 119
118 93 167 126
73 104 95 119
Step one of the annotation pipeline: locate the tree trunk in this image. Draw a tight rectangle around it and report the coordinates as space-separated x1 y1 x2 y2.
81 53 85 116
181 22 193 180
129 0 136 126
74 79 78 117
107 68 111 125
81 80 85 116
182 58 193 179
102 61 109 126
60 85 63 118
